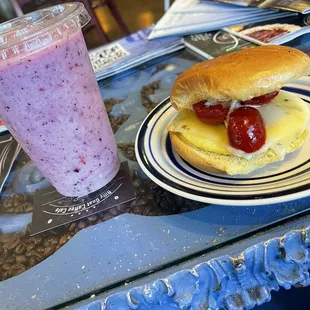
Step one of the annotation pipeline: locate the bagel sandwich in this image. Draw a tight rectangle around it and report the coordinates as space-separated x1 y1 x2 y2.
167 45 310 175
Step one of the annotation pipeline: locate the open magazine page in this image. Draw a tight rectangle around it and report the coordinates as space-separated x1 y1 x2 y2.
184 30 256 59
225 14 310 45
209 0 310 13
284 31 310 54
148 0 295 39
184 27 310 59
89 26 183 80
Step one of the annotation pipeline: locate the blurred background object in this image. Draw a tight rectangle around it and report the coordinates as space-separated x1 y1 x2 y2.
0 0 17 22
2 0 172 49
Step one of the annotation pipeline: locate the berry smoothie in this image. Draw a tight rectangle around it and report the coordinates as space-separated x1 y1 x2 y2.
0 27 120 197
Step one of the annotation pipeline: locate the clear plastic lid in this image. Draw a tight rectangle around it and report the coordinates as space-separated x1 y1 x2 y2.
0 2 90 61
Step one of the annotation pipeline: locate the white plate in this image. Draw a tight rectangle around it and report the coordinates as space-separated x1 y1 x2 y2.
135 77 310 206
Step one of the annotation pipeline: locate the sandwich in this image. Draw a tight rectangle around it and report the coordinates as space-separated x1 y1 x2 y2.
167 45 310 175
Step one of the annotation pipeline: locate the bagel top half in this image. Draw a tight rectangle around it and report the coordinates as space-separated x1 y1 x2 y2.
170 45 310 111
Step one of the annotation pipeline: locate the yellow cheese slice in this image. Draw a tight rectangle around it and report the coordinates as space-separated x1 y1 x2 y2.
167 90 309 158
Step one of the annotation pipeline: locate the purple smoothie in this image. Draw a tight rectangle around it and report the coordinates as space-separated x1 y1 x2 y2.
0 29 120 196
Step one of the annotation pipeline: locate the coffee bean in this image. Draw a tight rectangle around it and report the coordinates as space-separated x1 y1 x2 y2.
1 194 33 214
180 207 190 213
142 205 152 215
13 195 24 206
104 98 124 114
77 221 87 230
28 256 40 267
25 223 32 235
159 201 170 210
14 243 27 255
68 223 77 232
1 244 8 256
116 205 124 211
132 179 142 188
136 186 147 195
109 208 119 216
87 215 97 222
0 256 6 265
15 205 24 213
8 264 26 277
7 238 20 251
44 236 59 246
26 243 36 252
148 211 159 216
30 235 42 245
2 270 9 280
26 251 44 262
165 192 176 204
130 200 137 208
1 263 10 271
149 182 159 191
96 211 103 218
15 255 27 264
123 207 131 213
134 206 144 214
117 143 136 161
11 263 26 270
44 246 55 258
49 230 59 236
36 246 45 253
2 248 10 258
24 203 33 213
135 198 148 207
132 170 139 180
4 207 15 213
58 235 69 246
141 81 160 112
102 214 113 221
6 256 15 264
68 232 75 238
0 233 20 244
25 250 33 258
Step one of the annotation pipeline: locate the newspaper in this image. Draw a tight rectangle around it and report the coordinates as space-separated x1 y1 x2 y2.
184 30 256 59
89 26 184 81
148 0 296 39
209 0 310 14
225 14 310 45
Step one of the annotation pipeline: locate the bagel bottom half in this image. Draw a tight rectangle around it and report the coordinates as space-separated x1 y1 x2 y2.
169 130 308 175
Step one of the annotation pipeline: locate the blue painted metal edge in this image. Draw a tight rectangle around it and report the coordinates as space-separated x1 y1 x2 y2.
72 217 310 310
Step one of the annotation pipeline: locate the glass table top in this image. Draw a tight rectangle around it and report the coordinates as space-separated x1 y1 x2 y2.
0 37 310 309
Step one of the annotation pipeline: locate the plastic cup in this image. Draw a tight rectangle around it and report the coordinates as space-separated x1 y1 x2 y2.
0 3 120 197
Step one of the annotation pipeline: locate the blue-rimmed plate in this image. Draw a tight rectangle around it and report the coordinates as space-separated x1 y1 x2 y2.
135 77 310 206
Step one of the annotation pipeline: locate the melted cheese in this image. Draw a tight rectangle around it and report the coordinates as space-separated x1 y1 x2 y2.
167 90 310 159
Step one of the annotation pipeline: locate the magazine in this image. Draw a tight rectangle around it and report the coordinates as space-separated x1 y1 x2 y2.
210 0 310 14
184 30 257 59
89 26 184 81
148 0 296 39
225 14 310 45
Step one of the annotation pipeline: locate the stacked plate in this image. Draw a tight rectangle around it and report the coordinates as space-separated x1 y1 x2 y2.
136 77 310 206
